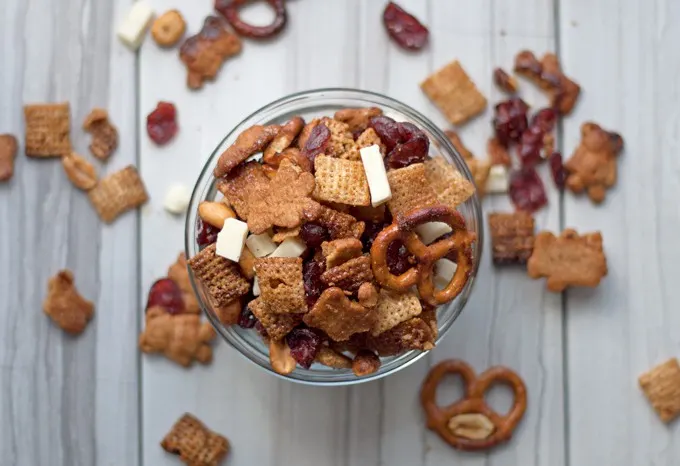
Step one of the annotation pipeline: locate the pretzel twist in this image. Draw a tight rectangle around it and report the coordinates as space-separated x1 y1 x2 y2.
420 359 527 451
370 205 476 306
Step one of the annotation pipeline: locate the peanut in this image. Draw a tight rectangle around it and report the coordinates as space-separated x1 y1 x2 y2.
447 413 495 440
269 339 296 375
238 247 256 280
62 152 98 190
198 201 235 228
352 350 381 377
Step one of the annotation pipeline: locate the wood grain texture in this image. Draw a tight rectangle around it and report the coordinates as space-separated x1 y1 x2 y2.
0 0 139 465
560 0 680 464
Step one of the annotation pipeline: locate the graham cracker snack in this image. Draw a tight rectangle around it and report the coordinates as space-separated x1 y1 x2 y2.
43 270 94 335
320 254 374 293
303 287 376 341
421 60 487 126
320 117 356 159
254 257 306 314
386 163 439 218
245 159 322 234
188 243 251 307
424 156 475 209
527 229 607 292
313 155 371 206
565 122 624 204
371 289 422 336
248 297 301 341
24 102 71 157
179 15 242 90
161 413 229 466
0 134 18 182
218 161 270 220
488 212 535 265
168 252 200 314
321 238 363 269
214 124 280 178
639 358 680 423
140 307 216 367
88 165 148 223
82 108 118 161
317 205 365 240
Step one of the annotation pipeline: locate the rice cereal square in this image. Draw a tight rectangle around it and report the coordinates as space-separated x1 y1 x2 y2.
313 155 370 206
24 103 72 157
638 358 680 423
88 165 148 223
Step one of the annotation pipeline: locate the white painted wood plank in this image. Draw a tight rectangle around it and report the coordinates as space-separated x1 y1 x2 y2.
560 0 680 464
422 2 565 466
0 0 139 465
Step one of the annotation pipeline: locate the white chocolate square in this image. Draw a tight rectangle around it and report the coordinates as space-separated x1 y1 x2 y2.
215 218 249 262
486 165 509 194
360 144 392 207
269 237 306 258
245 233 277 258
415 222 452 245
117 1 154 51
163 184 191 215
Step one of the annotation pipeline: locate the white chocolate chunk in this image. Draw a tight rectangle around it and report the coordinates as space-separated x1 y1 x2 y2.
415 221 452 245
269 237 306 258
117 1 155 51
486 165 509 194
434 258 458 290
163 184 191 215
216 218 249 262
360 144 392 207
245 233 277 258
253 276 261 296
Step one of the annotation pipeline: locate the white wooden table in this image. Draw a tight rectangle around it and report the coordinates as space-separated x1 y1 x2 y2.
1 0 679 464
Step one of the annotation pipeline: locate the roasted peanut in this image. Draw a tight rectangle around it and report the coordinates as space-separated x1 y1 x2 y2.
352 349 381 377
238 246 256 280
263 116 305 164
269 339 296 375
198 201 235 228
447 413 495 440
62 152 98 190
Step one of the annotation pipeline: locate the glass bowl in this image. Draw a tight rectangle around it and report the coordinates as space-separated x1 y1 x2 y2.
186 88 483 386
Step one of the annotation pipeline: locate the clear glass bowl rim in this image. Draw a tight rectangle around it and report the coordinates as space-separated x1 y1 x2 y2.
185 88 484 386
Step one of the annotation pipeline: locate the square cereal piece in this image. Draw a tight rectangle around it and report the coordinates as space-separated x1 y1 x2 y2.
248 297 302 341
317 205 365 240
371 289 422 336
421 60 487 126
639 358 680 423
386 163 439 218
254 257 306 314
161 413 230 466
424 156 475 209
320 117 356 159
356 128 385 156
488 212 535 265
314 155 370 206
24 103 72 157
188 244 251 307
88 165 148 223
320 254 374 293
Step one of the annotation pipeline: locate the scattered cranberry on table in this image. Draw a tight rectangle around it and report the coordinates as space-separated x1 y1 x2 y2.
383 1 429 51
147 101 178 145
509 167 548 212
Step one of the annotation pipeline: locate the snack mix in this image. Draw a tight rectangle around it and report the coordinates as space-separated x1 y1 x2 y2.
188 108 478 376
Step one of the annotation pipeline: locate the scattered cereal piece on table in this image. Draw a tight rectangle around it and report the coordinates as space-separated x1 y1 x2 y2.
527 229 607 292
488 212 535 265
43 270 94 335
151 9 186 47
313 155 371 206
493 67 518 94
254 257 307 315
62 152 98 191
0 134 18 182
565 122 624 204
424 156 475 209
179 15 242 90
386 163 439 218
140 307 215 366
638 358 680 423
371 289 422 336
421 60 487 126
161 413 229 466
24 103 71 157
82 108 118 161
303 287 376 342
88 165 148 223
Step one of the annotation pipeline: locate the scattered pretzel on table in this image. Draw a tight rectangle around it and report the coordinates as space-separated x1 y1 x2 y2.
370 205 476 306
420 359 527 451
215 0 288 39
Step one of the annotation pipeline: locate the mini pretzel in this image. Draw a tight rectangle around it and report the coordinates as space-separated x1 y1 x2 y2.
370 205 475 306
215 0 287 39
420 359 527 451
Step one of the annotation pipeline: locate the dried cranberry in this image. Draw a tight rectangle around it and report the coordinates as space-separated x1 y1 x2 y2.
386 240 414 275
286 327 322 369
493 98 529 147
299 223 329 249
383 2 429 51
369 116 402 153
196 218 219 248
146 278 184 314
254 320 268 338
509 167 548 212
386 133 429 169
531 108 558 133
517 125 545 167
362 221 389 251
303 260 325 308
238 308 257 329
146 101 178 145
302 124 330 165
549 152 567 189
